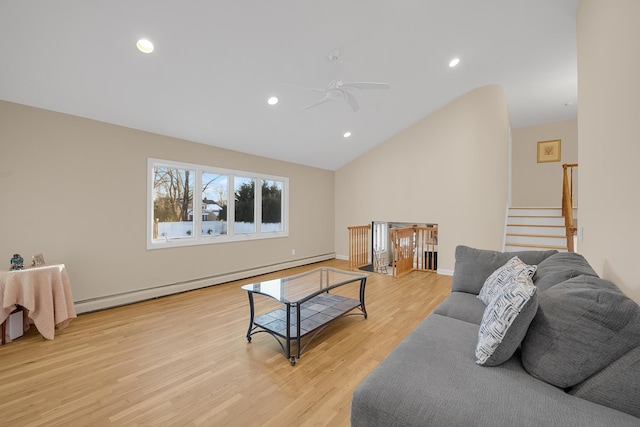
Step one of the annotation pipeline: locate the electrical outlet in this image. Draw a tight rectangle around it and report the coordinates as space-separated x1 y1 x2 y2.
291 249 296 255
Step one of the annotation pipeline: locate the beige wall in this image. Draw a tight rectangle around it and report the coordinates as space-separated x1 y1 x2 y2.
0 101 335 308
511 120 578 207
577 0 640 302
334 85 511 273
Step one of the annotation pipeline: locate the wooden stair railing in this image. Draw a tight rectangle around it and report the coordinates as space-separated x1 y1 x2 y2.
562 163 578 252
348 224 371 270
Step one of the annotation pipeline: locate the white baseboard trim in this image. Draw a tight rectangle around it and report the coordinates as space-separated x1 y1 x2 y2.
335 254 349 261
75 253 335 314
437 268 454 276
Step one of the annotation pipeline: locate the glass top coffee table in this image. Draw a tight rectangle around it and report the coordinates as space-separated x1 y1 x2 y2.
242 267 368 365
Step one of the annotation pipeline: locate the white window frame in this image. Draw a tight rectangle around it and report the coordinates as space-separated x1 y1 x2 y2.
373 221 388 253
147 158 289 249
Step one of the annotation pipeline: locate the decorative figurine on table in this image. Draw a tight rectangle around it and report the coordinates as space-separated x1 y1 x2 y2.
10 253 24 270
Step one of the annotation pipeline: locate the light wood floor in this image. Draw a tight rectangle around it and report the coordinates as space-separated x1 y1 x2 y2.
0 259 451 426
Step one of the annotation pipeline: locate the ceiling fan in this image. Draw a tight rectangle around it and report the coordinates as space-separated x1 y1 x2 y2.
302 78 391 112
300 49 391 112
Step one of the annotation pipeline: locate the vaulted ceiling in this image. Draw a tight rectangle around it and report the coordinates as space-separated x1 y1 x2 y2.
0 1 578 170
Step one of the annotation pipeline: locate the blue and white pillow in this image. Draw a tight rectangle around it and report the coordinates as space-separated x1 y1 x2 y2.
478 256 536 305
476 274 538 366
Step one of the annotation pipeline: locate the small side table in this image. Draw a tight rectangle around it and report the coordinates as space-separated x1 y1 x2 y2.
1 306 26 344
0 264 77 341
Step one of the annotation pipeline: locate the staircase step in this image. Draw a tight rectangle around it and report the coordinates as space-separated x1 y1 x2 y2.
504 243 568 251
507 216 565 226
509 207 563 216
506 225 566 236
509 207 577 215
505 207 575 253
506 233 566 239
505 234 568 247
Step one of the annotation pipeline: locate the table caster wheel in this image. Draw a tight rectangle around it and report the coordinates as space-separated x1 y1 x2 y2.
290 357 296 366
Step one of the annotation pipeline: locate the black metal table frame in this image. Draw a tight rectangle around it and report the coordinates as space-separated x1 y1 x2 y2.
245 273 367 366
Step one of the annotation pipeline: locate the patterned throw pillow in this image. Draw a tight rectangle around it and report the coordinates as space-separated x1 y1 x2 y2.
476 274 538 366
478 256 536 305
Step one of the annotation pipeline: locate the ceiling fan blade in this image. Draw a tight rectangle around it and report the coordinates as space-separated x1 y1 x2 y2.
282 82 325 93
301 94 331 110
342 90 360 112
326 79 340 90
340 81 391 90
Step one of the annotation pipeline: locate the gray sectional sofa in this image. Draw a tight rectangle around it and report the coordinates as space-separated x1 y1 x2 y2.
351 246 640 426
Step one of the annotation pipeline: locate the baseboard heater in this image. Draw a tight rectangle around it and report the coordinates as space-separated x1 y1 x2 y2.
74 253 335 314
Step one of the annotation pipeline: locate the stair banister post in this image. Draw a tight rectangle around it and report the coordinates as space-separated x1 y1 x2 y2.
561 163 578 252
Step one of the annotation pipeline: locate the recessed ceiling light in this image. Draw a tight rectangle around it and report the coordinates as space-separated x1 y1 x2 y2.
449 58 460 68
136 39 154 54
343 131 352 138
267 96 279 105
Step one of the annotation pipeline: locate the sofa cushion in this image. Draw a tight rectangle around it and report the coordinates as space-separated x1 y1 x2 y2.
433 292 486 325
569 346 640 418
451 245 557 295
533 252 599 292
521 275 640 388
478 256 536 305
351 314 640 427
476 275 538 366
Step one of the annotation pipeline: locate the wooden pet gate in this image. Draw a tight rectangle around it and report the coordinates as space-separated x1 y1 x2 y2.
348 223 437 277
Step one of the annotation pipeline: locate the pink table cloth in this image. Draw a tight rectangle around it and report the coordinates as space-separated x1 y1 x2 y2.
0 264 77 340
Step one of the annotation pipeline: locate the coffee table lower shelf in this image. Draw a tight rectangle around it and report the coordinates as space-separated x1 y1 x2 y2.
246 293 366 365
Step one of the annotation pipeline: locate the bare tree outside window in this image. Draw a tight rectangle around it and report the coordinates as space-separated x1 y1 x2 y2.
153 167 194 239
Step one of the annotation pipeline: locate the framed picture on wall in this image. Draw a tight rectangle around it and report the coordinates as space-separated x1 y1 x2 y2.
537 139 561 163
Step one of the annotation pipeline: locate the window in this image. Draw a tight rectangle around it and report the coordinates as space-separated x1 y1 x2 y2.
202 172 228 236
152 166 195 240
261 179 283 232
234 176 255 234
373 221 388 253
148 159 288 249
